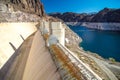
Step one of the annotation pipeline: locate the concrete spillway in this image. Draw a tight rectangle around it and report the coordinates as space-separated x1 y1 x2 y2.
22 31 61 80
0 23 61 80
0 32 35 80
0 22 37 68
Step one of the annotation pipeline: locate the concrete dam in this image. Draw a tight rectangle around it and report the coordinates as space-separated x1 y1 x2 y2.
0 22 104 80
0 22 62 80
0 0 119 80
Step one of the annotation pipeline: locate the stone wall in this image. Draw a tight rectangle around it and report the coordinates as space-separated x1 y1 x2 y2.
0 4 7 12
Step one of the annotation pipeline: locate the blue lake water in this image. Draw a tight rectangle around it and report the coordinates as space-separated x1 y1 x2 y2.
68 25 120 62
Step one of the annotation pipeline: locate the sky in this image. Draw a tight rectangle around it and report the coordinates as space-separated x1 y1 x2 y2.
41 0 120 13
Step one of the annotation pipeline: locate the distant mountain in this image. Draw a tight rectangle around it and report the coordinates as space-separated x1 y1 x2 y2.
48 12 88 22
49 8 120 22
92 8 120 22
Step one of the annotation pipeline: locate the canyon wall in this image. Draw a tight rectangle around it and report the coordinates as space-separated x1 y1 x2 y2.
66 22 120 31
49 8 120 22
0 0 45 16
83 22 120 30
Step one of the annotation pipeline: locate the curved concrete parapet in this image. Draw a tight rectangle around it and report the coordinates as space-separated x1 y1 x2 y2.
22 31 61 80
0 22 37 68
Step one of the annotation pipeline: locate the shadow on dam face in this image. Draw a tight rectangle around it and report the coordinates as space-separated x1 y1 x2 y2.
20 35 25 41
9 42 16 51
0 44 22 80
0 33 35 80
0 22 40 80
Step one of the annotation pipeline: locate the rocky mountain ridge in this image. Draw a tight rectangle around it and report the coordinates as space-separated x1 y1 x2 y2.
0 0 45 16
49 8 120 22
0 0 47 22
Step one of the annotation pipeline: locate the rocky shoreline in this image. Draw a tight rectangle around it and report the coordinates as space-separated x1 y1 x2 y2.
66 22 120 31
64 23 120 79
65 22 120 63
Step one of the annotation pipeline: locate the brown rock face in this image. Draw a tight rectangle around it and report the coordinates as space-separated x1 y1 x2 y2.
49 8 120 22
1 0 45 17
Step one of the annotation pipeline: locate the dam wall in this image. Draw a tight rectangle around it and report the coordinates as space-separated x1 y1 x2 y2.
22 31 61 80
0 22 37 68
0 21 64 80
0 22 61 80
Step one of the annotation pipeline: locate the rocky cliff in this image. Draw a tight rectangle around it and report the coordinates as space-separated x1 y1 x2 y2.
49 12 88 22
1 0 45 16
92 8 120 22
0 0 45 22
49 8 120 22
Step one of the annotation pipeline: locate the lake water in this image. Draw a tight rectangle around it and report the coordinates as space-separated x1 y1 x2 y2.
69 25 120 62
